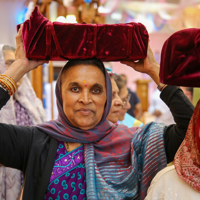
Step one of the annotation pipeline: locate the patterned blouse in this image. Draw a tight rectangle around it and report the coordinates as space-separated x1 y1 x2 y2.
14 99 33 126
44 142 86 200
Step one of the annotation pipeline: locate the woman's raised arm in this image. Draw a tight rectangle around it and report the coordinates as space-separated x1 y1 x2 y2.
4 25 48 84
120 43 194 163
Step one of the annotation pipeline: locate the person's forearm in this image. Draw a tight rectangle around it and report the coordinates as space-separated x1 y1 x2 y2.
160 86 194 163
147 63 160 85
4 59 28 83
161 86 193 127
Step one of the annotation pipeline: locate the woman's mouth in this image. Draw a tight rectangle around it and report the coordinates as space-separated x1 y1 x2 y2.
77 108 93 116
113 111 120 115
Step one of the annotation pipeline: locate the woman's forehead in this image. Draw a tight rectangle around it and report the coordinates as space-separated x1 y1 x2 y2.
111 78 119 92
119 86 128 99
61 64 106 88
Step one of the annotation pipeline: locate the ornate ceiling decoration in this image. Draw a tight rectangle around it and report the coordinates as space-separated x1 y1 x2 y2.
14 0 200 32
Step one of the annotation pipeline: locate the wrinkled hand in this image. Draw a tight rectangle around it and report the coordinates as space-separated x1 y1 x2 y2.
15 24 49 73
120 43 160 85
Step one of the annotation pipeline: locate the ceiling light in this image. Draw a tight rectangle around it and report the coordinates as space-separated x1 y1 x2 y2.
66 15 77 23
56 16 66 23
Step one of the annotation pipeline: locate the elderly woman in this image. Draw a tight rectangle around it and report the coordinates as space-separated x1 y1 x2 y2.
0 27 194 200
0 44 46 200
106 73 123 124
106 72 142 127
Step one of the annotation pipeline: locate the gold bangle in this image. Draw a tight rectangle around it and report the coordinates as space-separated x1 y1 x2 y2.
0 74 17 91
3 77 17 92
0 80 12 95
0 75 17 94
0 78 14 95
157 83 167 91
1 79 15 94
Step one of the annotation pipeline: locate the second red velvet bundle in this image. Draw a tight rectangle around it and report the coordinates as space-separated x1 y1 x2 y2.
160 28 200 87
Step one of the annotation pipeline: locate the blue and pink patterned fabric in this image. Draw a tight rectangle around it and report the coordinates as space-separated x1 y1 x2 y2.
37 63 167 199
45 142 86 200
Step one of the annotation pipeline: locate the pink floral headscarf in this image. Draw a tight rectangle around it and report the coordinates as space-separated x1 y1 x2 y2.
175 99 200 192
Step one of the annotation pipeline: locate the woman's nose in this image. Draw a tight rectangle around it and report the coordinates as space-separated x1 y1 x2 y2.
114 95 123 106
78 90 92 104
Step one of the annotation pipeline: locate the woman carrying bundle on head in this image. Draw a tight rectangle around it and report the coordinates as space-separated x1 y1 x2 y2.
0 24 194 200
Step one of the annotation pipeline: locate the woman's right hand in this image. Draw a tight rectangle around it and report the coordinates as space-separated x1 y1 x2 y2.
15 24 48 72
4 25 49 83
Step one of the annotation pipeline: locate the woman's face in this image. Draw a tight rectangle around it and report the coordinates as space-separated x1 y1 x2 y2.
61 64 107 130
107 78 122 123
118 86 131 121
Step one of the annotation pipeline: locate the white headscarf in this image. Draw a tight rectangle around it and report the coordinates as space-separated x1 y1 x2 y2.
0 43 46 200
0 44 46 125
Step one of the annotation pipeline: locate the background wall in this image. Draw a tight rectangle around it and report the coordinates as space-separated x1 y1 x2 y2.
112 32 171 90
0 1 27 46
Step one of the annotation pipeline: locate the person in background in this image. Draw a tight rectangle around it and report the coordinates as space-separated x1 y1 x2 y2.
148 88 175 126
120 74 143 120
0 44 46 200
116 75 143 128
107 72 123 123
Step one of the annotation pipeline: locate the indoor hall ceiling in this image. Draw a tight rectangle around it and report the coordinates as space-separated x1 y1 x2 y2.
101 0 200 33
1 0 200 33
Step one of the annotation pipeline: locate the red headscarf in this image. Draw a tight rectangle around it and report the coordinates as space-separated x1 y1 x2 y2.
175 99 200 192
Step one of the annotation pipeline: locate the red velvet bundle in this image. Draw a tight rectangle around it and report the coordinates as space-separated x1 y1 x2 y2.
160 28 200 87
17 6 149 61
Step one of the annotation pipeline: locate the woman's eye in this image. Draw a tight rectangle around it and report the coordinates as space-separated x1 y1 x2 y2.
92 88 101 94
71 87 79 92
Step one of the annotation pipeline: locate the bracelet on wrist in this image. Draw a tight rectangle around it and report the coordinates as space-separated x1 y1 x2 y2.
157 83 167 91
0 74 17 96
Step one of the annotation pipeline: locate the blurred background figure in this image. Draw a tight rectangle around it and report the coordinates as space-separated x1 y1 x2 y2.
116 75 143 128
0 44 46 200
120 74 143 120
107 72 123 124
148 88 175 126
